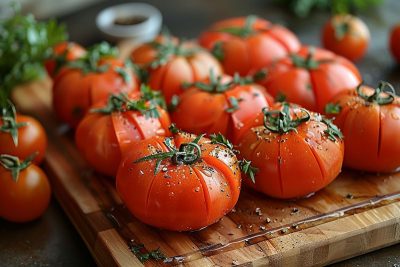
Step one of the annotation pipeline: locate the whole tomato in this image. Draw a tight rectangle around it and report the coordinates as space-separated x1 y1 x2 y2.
171 71 273 143
199 15 301 76
326 82 400 173
237 103 344 199
45 42 86 78
53 42 139 127
0 154 51 223
131 34 222 104
322 15 370 62
0 104 47 164
390 24 400 63
116 133 241 231
258 46 361 113
75 86 171 176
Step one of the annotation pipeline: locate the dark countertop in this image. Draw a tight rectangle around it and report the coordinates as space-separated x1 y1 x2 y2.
1 0 400 266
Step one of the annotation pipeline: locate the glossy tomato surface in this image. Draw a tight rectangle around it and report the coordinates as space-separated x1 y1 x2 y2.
53 56 139 128
327 83 400 172
131 35 222 104
259 46 361 113
0 163 51 223
76 91 171 176
171 74 273 144
45 42 86 78
116 133 241 231
390 24 400 63
199 16 300 75
0 114 47 164
322 15 370 62
237 103 344 199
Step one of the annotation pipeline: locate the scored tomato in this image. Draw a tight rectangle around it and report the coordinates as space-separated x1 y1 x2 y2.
237 103 344 199
171 71 273 144
45 41 86 78
326 82 400 173
131 34 222 104
322 14 370 62
76 86 171 176
258 46 361 113
53 42 139 128
0 154 51 223
198 15 300 76
0 104 47 164
116 133 241 231
390 24 400 63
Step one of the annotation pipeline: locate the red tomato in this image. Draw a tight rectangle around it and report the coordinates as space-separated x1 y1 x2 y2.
131 35 222 104
326 82 400 173
237 103 344 199
390 24 400 63
0 155 51 223
171 72 274 143
45 42 86 78
116 133 241 231
258 46 361 113
75 87 171 176
199 15 300 76
53 43 139 127
0 107 47 164
322 15 370 62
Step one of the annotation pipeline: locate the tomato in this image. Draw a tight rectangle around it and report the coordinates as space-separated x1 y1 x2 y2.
116 133 241 231
258 46 361 113
53 43 139 127
45 42 86 78
237 103 344 199
198 15 300 76
0 155 51 223
390 24 400 63
322 15 370 62
75 87 171 176
131 35 222 104
326 82 400 173
171 72 273 143
0 106 47 164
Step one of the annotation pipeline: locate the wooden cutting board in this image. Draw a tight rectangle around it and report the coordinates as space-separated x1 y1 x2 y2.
11 51 400 266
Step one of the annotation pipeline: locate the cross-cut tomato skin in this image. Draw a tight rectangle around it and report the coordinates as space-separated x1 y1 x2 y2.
237 104 344 199
116 133 241 231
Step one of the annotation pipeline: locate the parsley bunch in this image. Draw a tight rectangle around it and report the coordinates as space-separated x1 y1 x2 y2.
0 7 66 108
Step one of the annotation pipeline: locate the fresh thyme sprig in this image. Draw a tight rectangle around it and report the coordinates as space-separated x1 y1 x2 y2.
134 135 204 174
239 159 258 183
263 103 311 134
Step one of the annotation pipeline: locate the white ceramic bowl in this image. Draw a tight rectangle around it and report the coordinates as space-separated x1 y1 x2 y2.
96 3 162 42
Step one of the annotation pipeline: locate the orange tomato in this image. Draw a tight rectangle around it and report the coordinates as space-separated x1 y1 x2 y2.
45 42 86 78
237 103 344 199
0 107 47 164
199 15 300 76
326 82 400 173
322 15 370 62
116 133 241 231
171 72 273 143
258 46 361 113
75 87 171 176
0 155 51 223
131 35 222 104
390 24 400 63
53 43 139 127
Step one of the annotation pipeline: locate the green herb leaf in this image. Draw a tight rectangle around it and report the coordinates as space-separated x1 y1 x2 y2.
129 244 166 263
325 103 342 114
211 41 224 61
226 96 242 113
0 9 66 107
168 123 180 134
239 159 258 183
115 67 131 83
210 133 234 150
322 117 343 141
168 95 180 112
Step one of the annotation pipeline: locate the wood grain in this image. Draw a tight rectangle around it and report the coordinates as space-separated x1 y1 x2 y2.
11 72 400 266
